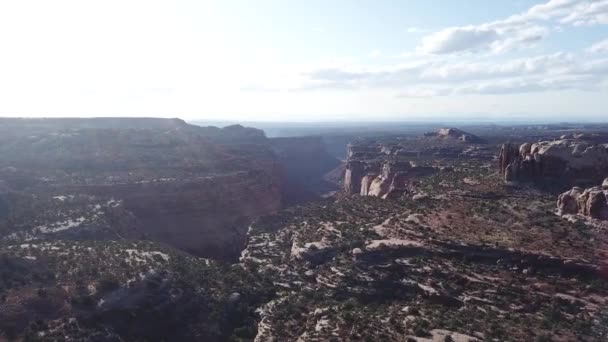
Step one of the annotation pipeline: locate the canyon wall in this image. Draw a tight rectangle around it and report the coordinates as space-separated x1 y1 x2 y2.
270 136 340 205
0 119 281 260
0 118 344 260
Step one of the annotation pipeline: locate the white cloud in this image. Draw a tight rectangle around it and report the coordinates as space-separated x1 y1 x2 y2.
527 0 581 20
418 26 500 54
526 0 608 25
588 38 608 53
243 51 608 98
417 0 608 55
419 53 573 81
417 18 547 55
558 1 608 25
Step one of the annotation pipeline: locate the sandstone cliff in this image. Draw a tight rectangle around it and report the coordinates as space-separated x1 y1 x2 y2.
499 138 608 188
358 161 435 199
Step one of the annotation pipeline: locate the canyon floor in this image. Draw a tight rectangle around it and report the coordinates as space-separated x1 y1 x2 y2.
1 119 608 341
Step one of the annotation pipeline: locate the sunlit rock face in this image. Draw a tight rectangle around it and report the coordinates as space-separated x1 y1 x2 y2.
499 138 608 188
357 161 435 199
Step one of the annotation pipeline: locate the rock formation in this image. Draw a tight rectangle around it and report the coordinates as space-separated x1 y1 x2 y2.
343 146 438 198
558 180 608 219
499 139 608 187
342 130 489 197
359 161 435 199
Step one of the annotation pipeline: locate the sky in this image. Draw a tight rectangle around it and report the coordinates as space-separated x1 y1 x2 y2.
0 0 607 122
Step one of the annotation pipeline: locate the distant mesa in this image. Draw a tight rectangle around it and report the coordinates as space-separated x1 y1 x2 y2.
423 128 485 143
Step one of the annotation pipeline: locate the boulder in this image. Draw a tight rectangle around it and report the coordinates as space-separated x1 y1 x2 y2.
558 185 608 219
557 187 583 215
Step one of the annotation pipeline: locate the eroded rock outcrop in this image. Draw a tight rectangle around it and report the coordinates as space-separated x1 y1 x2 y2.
343 131 489 197
344 157 436 198
499 139 608 187
360 161 435 199
558 181 608 219
343 132 490 197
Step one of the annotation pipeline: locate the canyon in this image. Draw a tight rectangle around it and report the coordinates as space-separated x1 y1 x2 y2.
0 118 338 260
2 122 608 341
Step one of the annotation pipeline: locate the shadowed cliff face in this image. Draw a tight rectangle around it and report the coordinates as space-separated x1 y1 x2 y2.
0 119 344 260
0 119 282 260
270 136 341 205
